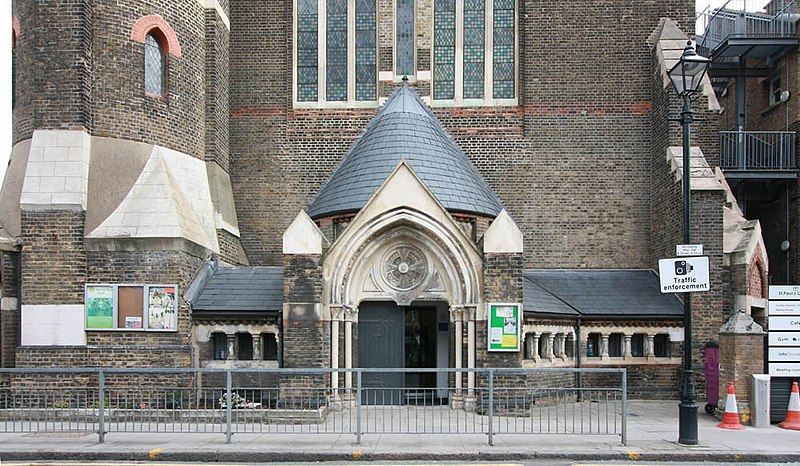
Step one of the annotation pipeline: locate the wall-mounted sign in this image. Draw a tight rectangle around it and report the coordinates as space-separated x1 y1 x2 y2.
770 363 800 376
768 316 800 331
769 285 800 300
488 303 521 352
770 301 800 315
768 285 800 376
769 348 800 362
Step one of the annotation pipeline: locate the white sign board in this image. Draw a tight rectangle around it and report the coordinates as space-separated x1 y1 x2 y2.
770 363 800 376
770 300 800 315
770 332 800 346
676 244 703 256
769 347 800 361
769 285 800 300
769 316 800 331
658 256 710 293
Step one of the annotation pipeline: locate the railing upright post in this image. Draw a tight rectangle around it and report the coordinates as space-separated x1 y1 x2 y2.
487 369 494 446
98 369 105 444
225 370 232 444
621 368 627 446
356 370 362 445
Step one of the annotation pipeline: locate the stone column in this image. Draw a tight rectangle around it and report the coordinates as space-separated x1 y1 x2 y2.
252 333 262 361
524 332 536 360
557 333 567 360
623 334 632 361
600 334 610 361
226 333 236 361
647 335 656 360
449 305 465 408
546 333 556 361
532 334 541 362
463 305 477 411
344 306 358 395
330 305 344 396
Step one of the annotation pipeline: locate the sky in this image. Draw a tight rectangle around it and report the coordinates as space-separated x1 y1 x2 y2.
0 1 767 185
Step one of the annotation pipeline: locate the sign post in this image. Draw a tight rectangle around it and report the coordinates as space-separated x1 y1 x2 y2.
487 303 521 352
768 286 800 377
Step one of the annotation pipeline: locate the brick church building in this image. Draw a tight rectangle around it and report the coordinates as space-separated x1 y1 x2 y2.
0 0 770 402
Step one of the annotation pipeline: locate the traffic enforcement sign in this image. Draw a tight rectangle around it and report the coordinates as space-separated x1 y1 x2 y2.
658 256 710 293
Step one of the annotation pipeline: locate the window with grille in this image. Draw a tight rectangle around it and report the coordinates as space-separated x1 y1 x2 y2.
144 33 165 96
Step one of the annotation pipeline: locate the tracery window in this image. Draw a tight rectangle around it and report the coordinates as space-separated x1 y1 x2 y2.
144 33 165 96
432 0 516 104
294 0 378 106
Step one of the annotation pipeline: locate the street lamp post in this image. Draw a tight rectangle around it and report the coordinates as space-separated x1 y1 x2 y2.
667 40 710 447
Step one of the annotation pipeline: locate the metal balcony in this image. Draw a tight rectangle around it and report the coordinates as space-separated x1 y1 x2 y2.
720 130 797 178
697 0 799 60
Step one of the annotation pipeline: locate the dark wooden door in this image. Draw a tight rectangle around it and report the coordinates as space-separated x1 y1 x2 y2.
358 302 404 404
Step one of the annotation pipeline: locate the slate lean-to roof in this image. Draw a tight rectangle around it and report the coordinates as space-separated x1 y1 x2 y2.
192 266 283 313
305 83 504 219
523 270 683 318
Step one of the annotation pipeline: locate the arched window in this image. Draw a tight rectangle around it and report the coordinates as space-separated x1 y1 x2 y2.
144 33 165 96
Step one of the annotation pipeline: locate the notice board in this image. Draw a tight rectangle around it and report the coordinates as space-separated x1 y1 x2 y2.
488 303 521 352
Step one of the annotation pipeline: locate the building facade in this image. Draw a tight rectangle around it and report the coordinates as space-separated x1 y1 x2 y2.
0 0 770 404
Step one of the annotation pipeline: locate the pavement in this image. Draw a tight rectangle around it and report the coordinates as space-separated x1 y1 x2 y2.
0 401 798 463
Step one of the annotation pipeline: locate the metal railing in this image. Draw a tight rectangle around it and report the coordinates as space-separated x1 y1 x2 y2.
0 367 627 446
698 0 797 55
720 130 796 170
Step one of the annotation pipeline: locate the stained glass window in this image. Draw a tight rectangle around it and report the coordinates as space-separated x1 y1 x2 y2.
492 0 515 99
396 0 415 76
327 0 348 101
356 0 377 101
297 0 319 102
433 0 455 100
463 0 485 99
144 34 164 96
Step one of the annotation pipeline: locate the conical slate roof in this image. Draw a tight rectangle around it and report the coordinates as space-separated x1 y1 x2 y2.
305 84 504 219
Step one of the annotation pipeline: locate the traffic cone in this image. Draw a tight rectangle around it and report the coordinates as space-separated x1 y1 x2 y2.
778 382 800 431
716 382 745 430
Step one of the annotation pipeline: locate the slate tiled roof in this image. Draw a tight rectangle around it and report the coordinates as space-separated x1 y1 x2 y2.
305 84 504 219
524 270 683 318
192 266 283 312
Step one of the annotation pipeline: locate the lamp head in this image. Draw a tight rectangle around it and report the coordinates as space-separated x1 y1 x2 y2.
668 41 711 97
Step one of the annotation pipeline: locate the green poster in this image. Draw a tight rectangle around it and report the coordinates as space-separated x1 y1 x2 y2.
488 303 520 352
86 286 114 329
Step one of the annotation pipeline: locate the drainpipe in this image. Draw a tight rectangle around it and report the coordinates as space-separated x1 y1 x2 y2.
576 318 582 402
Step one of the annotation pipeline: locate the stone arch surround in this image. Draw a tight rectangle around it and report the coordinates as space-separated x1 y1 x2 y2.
324 207 483 309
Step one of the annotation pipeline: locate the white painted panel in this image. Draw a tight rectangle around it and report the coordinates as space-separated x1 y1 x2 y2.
21 304 86 346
